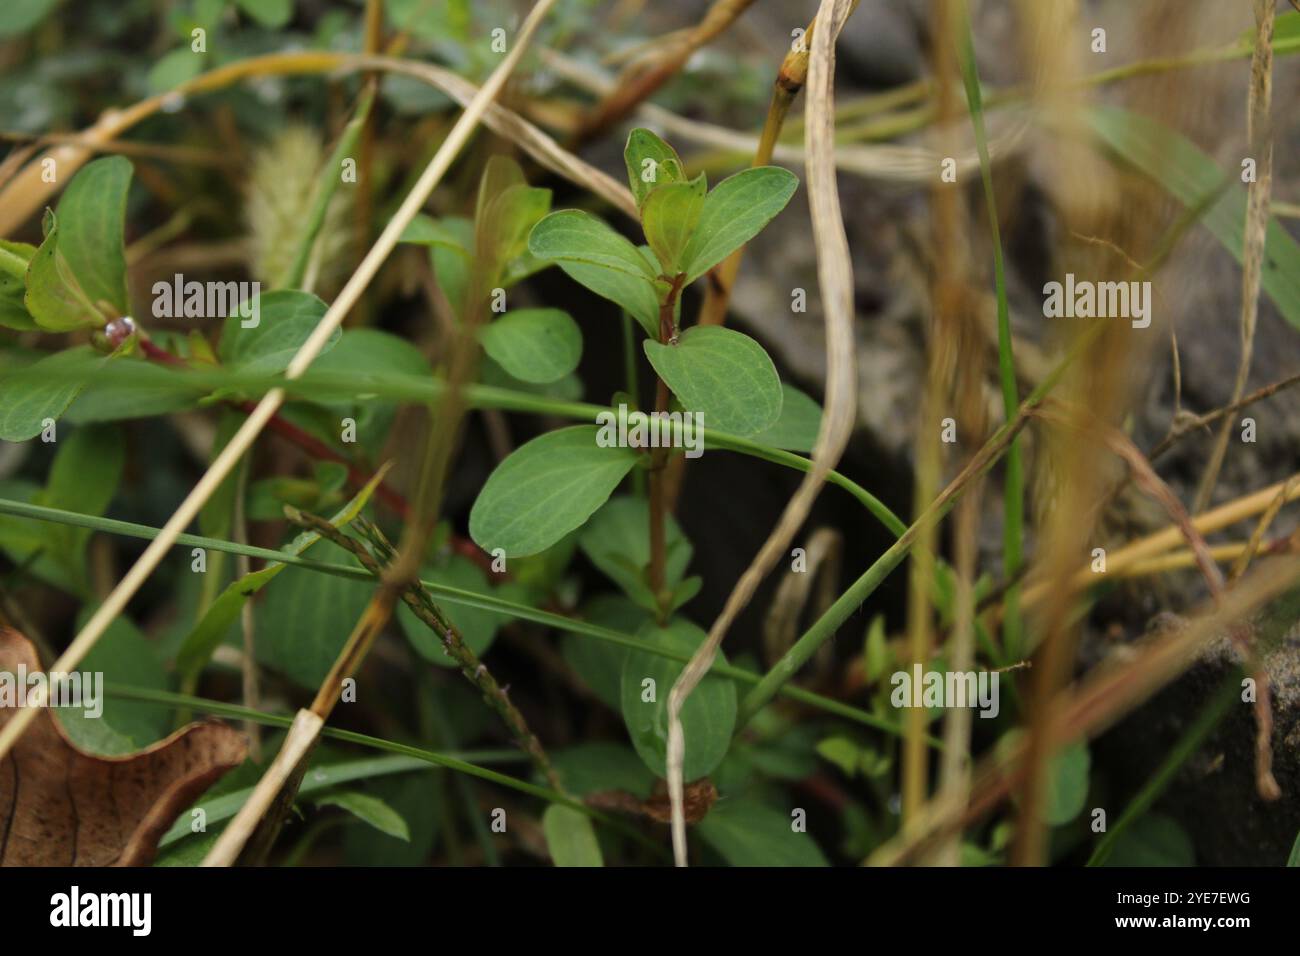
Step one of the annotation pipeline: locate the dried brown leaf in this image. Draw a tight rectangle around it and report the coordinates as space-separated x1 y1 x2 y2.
0 629 246 866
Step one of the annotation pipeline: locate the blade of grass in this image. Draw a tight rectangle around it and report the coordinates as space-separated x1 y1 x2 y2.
1085 670 1240 867
1088 105 1300 331
277 88 376 291
956 0 1023 660
663 0 859 866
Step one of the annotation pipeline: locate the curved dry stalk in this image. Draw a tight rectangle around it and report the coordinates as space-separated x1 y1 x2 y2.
1193 0 1274 513
572 0 759 142
0 0 561 767
762 526 842 670
663 0 858 868
697 2 863 327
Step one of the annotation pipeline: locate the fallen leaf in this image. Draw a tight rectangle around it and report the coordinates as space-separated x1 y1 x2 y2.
0 628 247 866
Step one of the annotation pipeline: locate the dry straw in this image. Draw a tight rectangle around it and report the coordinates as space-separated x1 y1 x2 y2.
663 0 859 867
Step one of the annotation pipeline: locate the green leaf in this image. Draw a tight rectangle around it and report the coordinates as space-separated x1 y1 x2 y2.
641 174 706 274
1287 829 1300 866
1089 105 1300 331
175 468 387 683
236 0 291 28
0 346 104 441
147 47 204 94
815 736 861 778
478 308 582 384
160 754 427 848
620 618 736 781
578 495 692 612
555 252 661 337
1100 813 1194 867
0 240 38 331
308 328 433 457
551 741 656 798
644 325 782 436
397 554 506 667
65 356 202 424
155 830 222 867
314 791 410 841
542 804 603 866
480 181 552 282
1002 733 1090 826
469 426 639 558
0 0 57 36
55 610 170 755
399 214 467 250
529 209 659 281
25 211 103 332
39 424 123 585
1044 741 1090 825
51 156 133 318
681 166 798 283
561 595 652 711
624 128 687 209
342 773 440 866
255 540 375 689
218 290 337 375
750 385 823 452
696 796 828 866
403 215 473 316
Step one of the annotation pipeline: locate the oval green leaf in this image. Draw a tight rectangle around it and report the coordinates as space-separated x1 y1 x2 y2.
478 307 582 384
469 426 639 558
750 384 823 452
643 325 782 437
624 128 687 209
53 155 133 318
620 618 736 782
642 175 705 275
529 209 657 280
681 166 798 283
542 804 604 867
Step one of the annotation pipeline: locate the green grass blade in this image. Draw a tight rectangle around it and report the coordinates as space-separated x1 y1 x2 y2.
1085 671 1239 867
1088 104 1300 331
956 1 1024 656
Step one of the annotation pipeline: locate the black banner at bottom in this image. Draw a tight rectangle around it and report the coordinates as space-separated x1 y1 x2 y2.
0 866 1287 942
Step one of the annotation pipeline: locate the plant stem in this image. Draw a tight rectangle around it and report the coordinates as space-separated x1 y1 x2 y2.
647 273 685 620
